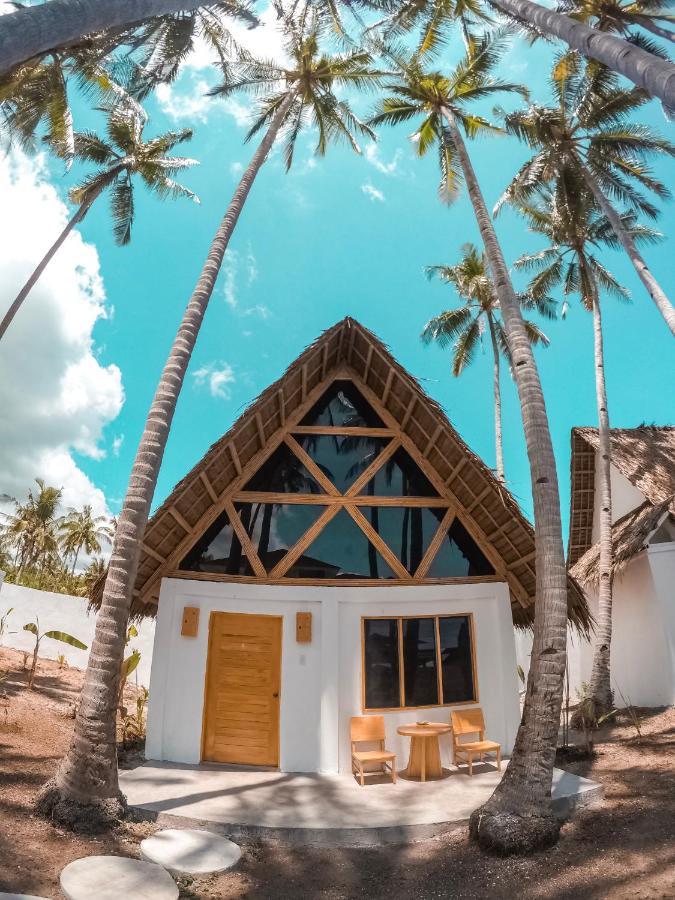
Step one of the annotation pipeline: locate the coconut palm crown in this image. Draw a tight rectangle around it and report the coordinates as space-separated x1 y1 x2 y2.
208 9 383 170
495 54 675 334
557 0 674 51
368 30 528 203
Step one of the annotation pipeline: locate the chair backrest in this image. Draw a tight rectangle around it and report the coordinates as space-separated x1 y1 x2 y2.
451 708 485 742
351 715 385 745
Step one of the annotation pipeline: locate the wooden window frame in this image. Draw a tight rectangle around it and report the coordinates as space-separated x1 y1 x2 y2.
172 371 506 589
361 613 479 713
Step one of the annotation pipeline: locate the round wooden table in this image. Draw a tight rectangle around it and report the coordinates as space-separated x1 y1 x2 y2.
397 723 452 782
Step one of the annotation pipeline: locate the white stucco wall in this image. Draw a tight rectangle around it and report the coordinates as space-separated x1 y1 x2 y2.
0 581 155 687
517 543 675 709
146 578 521 774
591 458 645 543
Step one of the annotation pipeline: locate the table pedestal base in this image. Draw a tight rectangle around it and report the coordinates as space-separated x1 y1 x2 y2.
401 735 446 782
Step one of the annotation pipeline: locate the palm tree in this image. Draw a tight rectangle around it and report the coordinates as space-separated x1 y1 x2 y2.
497 56 675 336
0 0 257 81
557 0 675 48
513 179 660 712
36 10 384 831
60 506 114 575
3 0 675 106
0 104 198 342
5 479 63 575
370 31 570 853
421 243 553 484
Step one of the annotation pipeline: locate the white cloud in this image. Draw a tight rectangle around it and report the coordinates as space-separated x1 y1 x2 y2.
361 182 385 203
246 244 258 286
242 304 271 319
0 150 124 517
112 435 124 457
156 80 253 128
192 362 236 399
230 161 244 177
365 144 402 176
223 249 238 308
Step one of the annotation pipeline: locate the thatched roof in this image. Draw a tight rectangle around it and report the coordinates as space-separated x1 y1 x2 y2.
568 426 675 586
92 317 589 630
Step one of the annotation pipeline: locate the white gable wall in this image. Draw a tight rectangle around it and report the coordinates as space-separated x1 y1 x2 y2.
591 455 646 543
146 578 520 774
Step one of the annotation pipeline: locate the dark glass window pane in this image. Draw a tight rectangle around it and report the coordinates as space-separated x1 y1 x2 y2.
287 509 396 579
427 518 495 577
403 618 439 707
359 447 438 497
439 616 475 703
362 506 444 575
300 379 384 428
179 510 252 575
364 619 400 709
294 434 390 494
236 502 324 572
243 443 324 494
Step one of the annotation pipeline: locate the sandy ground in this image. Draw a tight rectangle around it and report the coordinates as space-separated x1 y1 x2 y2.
0 646 673 900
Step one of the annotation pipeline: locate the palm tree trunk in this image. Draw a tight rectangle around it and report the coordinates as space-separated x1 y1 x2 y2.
70 546 81 577
442 107 568 854
487 314 505 483
588 292 614 714
35 91 295 830
0 0 204 76
0 193 97 341
489 0 675 110
630 15 675 45
581 168 675 337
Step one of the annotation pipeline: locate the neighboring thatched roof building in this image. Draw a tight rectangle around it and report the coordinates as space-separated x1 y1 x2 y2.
568 426 675 586
93 317 589 630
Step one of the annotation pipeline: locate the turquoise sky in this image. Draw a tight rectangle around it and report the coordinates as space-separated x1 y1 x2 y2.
61 12 674 543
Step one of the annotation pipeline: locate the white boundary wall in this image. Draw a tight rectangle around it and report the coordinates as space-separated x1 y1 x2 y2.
146 578 521 774
0 580 155 687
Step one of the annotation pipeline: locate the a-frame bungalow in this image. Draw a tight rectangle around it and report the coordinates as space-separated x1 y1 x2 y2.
119 318 587 774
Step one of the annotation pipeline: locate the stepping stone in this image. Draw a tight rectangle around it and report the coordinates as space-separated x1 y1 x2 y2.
140 828 241 875
60 856 178 900
0 894 51 899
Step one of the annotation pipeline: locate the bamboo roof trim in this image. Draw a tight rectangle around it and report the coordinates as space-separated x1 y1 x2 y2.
570 497 674 587
91 317 589 630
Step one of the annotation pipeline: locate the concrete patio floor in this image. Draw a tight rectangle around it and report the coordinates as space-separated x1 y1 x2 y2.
120 762 602 846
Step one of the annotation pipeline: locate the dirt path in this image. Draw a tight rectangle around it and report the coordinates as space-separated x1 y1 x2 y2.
0 647 673 899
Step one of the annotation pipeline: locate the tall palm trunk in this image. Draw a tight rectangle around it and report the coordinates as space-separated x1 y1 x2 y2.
0 0 203 76
36 91 295 830
70 545 81 576
588 292 614 713
0 188 100 341
487 314 505 483
490 0 675 110
442 108 568 853
582 169 675 337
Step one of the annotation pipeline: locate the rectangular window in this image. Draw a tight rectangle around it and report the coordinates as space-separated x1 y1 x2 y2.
363 618 401 709
362 615 476 711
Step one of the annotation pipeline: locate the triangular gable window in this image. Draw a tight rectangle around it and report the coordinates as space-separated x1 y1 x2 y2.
427 518 494 578
180 508 253 575
236 502 325 573
244 443 325 494
285 509 396 579
299 379 384 428
293 434 390 494
361 506 443 575
359 447 438 497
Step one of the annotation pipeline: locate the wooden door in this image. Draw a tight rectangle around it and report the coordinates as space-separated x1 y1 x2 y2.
202 612 282 766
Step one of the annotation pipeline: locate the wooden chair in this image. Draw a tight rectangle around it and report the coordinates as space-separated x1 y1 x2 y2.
450 708 501 776
350 716 397 786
